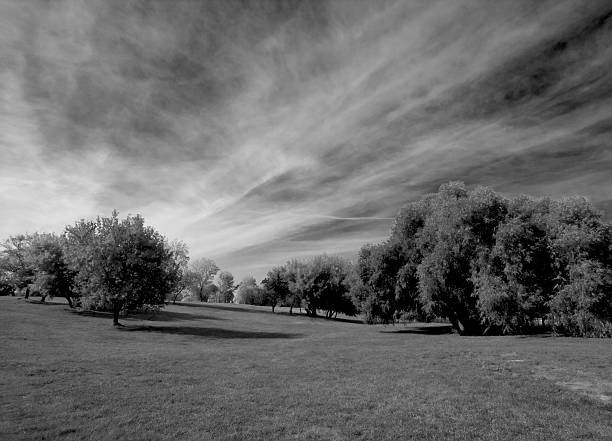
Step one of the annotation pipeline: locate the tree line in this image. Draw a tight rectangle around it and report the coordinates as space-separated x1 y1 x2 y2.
351 182 612 337
240 182 612 337
2 183 611 336
0 211 236 325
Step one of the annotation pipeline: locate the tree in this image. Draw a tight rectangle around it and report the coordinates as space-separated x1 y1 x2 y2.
549 260 612 337
217 271 235 303
286 255 355 318
28 233 78 307
284 259 307 315
355 243 404 324
65 211 177 326
165 240 190 304
188 258 219 302
0 234 36 294
474 206 556 334
234 276 264 305
416 183 507 335
262 266 291 312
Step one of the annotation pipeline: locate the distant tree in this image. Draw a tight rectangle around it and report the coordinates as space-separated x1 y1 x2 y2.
217 271 235 303
165 240 190 304
234 276 265 305
0 234 36 294
28 233 78 307
200 282 219 302
262 266 291 312
286 255 355 318
284 259 307 315
65 211 177 326
188 258 219 302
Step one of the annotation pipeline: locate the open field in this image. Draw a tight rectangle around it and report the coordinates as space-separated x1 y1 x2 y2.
1 297 611 441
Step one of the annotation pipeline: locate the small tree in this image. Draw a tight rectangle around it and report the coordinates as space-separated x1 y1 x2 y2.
234 276 264 305
262 266 291 312
28 233 78 307
0 234 36 295
284 259 306 315
217 271 235 303
165 240 190 304
188 258 219 302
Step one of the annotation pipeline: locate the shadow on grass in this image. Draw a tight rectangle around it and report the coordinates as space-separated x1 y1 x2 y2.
178 302 275 315
24 299 68 306
137 310 225 322
514 333 556 339
119 325 303 339
69 309 223 322
187 303 365 324
381 325 454 335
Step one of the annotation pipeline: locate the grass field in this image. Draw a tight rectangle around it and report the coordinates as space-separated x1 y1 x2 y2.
1 297 611 441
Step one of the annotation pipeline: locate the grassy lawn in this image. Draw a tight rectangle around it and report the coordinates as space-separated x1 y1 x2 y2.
1 297 610 441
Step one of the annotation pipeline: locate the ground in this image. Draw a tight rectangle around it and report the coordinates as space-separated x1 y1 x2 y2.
1 297 610 441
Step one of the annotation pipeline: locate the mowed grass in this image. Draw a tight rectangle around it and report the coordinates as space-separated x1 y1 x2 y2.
1 297 611 441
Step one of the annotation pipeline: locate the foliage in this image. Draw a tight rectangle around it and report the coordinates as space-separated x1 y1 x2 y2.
0 234 36 291
292 255 355 318
165 240 190 304
234 276 265 305
549 260 612 337
187 258 219 302
65 211 178 325
217 271 235 303
356 182 612 336
262 266 291 312
28 233 78 306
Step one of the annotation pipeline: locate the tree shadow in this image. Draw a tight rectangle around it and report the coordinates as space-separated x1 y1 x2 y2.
514 333 556 339
381 325 454 335
179 302 275 315
119 325 303 339
24 299 68 306
133 310 225 322
69 309 223 322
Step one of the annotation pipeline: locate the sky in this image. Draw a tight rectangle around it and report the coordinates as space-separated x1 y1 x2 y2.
1 0 612 281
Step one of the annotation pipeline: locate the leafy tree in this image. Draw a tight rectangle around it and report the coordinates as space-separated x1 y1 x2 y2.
188 258 219 302
65 211 177 326
217 271 235 303
234 276 265 305
549 260 612 337
292 255 355 318
416 183 508 335
28 233 78 307
474 206 556 334
165 240 190 304
262 266 291 312
0 234 36 294
200 282 219 302
356 243 404 324
284 259 306 314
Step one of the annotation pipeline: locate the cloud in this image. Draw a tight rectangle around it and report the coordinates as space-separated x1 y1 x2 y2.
1 0 612 280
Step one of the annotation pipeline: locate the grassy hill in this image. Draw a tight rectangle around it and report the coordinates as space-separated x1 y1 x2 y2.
1 297 610 440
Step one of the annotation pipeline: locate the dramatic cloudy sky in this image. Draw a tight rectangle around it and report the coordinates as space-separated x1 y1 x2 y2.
1 1 611 280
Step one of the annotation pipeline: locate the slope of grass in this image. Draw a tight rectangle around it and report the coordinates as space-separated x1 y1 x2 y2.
1 297 610 440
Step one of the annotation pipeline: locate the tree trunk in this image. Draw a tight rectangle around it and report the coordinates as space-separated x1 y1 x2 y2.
113 307 121 326
272 304 275 313
65 296 74 308
289 305 293 315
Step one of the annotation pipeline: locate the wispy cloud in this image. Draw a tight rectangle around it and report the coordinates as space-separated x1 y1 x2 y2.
1 0 611 280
